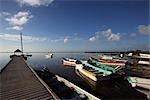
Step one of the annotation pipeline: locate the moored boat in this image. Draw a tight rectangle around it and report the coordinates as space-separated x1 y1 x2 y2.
88 58 122 73
62 57 77 66
76 70 148 99
127 76 150 90
56 75 100 100
139 53 150 59
36 67 100 100
75 60 112 81
90 55 127 67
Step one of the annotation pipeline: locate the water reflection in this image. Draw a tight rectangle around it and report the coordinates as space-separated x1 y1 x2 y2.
0 53 147 99
0 53 11 71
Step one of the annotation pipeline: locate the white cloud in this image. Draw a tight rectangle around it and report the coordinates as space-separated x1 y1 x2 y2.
107 33 120 41
64 36 69 43
51 35 82 43
51 38 63 42
89 28 121 42
0 33 47 42
138 25 150 35
5 11 33 31
0 12 11 21
0 12 11 17
16 0 55 7
6 26 23 31
89 36 96 42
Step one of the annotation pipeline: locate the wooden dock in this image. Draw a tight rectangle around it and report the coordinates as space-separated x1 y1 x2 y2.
0 55 58 100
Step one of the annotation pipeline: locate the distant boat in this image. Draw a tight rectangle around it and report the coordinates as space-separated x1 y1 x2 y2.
45 53 53 58
75 60 112 81
90 55 127 67
25 53 32 57
62 57 77 66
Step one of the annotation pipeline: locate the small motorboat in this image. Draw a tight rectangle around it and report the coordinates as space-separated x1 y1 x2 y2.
62 57 77 66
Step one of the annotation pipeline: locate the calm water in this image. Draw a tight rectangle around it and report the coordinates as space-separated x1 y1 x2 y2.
27 53 100 97
0 53 99 96
0 53 147 99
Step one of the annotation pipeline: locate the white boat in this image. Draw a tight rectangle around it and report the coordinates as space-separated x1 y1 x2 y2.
137 53 150 66
62 57 77 66
128 53 133 57
56 75 101 100
45 53 53 58
138 61 150 66
139 53 150 59
75 60 112 81
38 67 101 100
128 77 150 90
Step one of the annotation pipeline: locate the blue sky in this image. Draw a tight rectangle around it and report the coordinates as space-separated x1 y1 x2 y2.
0 0 149 52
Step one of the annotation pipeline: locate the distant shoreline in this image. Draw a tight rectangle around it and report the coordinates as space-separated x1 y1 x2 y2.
0 50 149 54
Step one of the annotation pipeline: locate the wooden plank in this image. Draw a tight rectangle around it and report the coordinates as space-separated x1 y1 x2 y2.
0 55 56 100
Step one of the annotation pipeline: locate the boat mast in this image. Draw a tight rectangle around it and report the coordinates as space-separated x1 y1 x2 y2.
20 32 23 53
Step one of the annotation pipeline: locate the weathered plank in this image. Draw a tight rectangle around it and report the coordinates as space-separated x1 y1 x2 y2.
0 55 56 100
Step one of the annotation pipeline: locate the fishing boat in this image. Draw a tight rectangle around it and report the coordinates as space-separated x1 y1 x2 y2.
36 67 100 100
62 57 77 66
137 54 150 66
127 77 150 90
126 53 150 99
88 58 122 73
125 52 150 79
75 60 112 81
76 70 148 99
56 75 100 100
90 55 127 67
138 61 150 66
139 53 150 59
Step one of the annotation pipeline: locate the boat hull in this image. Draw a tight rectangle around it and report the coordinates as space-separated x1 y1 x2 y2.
128 77 150 90
75 64 97 81
63 59 76 66
98 61 125 66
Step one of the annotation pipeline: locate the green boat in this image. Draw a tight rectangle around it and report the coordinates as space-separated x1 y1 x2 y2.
76 60 112 81
88 58 122 73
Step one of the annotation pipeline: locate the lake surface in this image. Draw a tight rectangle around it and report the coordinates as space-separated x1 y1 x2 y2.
0 53 147 99
0 53 99 97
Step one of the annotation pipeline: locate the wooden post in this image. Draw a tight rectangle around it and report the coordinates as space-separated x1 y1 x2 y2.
20 32 23 53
